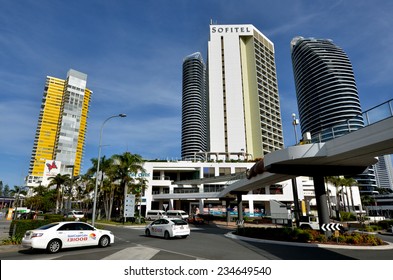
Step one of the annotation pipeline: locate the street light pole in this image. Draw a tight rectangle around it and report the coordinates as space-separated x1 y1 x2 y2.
92 113 126 226
292 113 299 145
291 113 300 227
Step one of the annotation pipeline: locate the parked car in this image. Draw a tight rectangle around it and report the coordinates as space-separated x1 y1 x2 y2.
64 210 84 220
145 210 167 220
21 221 114 253
145 218 190 239
19 211 43 219
166 210 189 220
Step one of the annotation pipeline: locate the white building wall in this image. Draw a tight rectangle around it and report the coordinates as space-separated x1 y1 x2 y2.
141 161 364 219
207 24 282 159
208 25 254 157
207 39 226 152
222 32 247 153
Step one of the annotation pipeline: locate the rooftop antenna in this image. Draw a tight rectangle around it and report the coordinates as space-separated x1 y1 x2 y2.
210 19 217 25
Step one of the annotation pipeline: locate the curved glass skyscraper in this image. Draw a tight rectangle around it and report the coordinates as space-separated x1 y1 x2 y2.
291 37 376 194
181 52 208 160
291 37 364 141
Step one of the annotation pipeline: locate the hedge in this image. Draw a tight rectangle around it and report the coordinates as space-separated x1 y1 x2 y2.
8 214 88 243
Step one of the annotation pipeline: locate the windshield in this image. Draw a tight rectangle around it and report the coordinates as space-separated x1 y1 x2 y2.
37 223 59 230
172 219 188 225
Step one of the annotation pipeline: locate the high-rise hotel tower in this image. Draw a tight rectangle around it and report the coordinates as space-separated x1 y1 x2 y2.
27 69 92 187
290 37 364 140
181 52 208 160
207 24 283 160
291 37 376 193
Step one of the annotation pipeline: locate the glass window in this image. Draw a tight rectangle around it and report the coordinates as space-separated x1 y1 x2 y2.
203 167 215 178
172 219 188 225
269 184 283 195
219 167 231 176
77 223 94 231
37 223 59 230
58 223 77 231
235 167 247 173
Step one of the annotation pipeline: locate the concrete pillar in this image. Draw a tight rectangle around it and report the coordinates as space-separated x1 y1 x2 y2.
236 192 244 223
291 177 301 227
248 199 254 216
198 199 204 213
225 199 231 224
313 176 330 227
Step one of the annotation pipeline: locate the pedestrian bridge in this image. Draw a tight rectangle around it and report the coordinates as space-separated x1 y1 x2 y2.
219 99 393 197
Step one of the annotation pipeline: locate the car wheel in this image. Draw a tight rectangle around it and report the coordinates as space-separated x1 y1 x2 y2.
46 239 62 254
164 231 170 240
99 236 110 247
145 229 151 237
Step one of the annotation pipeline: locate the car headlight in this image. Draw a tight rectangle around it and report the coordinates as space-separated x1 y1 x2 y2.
31 233 44 238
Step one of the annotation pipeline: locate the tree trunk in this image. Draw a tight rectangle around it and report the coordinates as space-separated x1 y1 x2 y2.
108 188 115 221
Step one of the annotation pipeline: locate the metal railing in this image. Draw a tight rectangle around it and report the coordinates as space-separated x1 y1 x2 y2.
312 99 393 143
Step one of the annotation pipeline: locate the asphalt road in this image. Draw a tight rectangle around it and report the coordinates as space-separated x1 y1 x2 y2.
1 220 393 260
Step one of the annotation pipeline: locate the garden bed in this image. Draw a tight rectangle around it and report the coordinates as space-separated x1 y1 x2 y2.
235 227 386 246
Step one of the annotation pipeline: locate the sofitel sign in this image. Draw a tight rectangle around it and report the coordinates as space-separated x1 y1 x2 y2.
211 26 252 34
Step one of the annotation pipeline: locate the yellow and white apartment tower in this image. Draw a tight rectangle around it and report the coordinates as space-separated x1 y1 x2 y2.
27 69 92 187
208 24 283 160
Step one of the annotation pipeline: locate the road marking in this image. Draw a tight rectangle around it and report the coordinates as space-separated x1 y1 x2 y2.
102 246 159 260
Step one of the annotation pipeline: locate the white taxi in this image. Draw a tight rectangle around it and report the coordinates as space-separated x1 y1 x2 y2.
145 218 190 239
21 221 114 253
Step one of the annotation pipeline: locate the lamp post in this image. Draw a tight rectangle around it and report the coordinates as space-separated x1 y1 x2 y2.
92 113 126 226
291 113 300 226
292 113 299 145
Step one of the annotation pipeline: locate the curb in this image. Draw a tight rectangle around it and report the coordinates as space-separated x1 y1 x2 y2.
0 245 23 253
225 232 393 250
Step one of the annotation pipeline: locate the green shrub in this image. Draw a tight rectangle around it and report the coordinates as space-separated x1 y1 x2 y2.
315 233 327 243
9 219 52 243
377 220 393 230
297 231 313 242
340 211 356 221
234 226 385 246
8 216 87 244
336 235 347 243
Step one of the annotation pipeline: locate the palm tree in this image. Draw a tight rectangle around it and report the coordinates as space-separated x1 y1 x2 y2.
48 173 70 214
10 186 28 209
111 152 145 219
343 177 357 212
326 176 342 218
74 173 93 211
100 178 118 221
130 177 148 223
87 156 114 220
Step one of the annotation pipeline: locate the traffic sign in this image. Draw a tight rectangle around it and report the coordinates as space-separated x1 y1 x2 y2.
321 223 342 231
124 194 135 217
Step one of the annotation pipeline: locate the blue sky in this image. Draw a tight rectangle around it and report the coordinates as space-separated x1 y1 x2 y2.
1 0 392 188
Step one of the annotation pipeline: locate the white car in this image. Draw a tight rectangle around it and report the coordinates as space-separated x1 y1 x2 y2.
145 218 190 239
22 221 114 253
65 210 85 220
